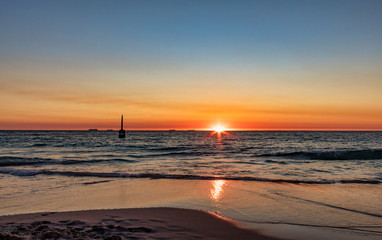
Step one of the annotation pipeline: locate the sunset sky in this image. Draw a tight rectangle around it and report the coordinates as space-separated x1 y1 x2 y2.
1 0 382 130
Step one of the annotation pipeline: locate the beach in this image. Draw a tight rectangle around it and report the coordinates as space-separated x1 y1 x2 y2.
1 177 381 239
0 207 278 240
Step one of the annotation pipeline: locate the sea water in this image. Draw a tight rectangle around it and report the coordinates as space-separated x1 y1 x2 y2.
0 131 381 239
0 131 381 183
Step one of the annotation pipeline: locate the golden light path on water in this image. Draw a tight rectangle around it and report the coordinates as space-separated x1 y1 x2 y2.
210 180 226 202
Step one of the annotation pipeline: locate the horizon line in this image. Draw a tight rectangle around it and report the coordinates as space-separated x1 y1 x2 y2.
1 129 382 132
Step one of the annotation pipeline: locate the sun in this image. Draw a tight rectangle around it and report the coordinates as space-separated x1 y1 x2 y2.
212 124 226 133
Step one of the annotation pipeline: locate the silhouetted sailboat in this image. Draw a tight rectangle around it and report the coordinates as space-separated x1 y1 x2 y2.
119 115 126 138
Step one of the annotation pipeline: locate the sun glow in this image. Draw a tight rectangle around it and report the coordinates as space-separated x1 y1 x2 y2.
212 124 226 133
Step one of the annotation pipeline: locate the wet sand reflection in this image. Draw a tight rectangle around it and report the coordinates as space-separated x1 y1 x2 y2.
210 180 226 201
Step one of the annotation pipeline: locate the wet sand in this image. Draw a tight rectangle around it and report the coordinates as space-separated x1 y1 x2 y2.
0 207 279 240
1 178 381 239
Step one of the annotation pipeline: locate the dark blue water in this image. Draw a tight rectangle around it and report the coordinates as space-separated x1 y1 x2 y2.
0 131 382 184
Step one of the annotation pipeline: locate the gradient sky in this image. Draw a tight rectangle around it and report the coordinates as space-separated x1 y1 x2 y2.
1 0 382 130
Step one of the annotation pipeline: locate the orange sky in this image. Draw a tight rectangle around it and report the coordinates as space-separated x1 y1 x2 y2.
1 71 381 130
1 56 381 130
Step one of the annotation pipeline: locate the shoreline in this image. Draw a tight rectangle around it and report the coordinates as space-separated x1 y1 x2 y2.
0 207 279 240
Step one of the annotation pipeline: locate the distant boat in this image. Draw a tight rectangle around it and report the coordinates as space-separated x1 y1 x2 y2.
106 129 113 132
169 129 176 132
119 115 126 138
88 129 98 132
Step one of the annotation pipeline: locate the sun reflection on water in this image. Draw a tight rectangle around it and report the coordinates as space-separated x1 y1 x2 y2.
210 180 226 201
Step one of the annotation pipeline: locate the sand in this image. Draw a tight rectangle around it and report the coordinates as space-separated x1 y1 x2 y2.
0 207 280 240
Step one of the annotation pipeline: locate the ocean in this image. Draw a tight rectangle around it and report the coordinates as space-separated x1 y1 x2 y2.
1 130 382 239
1 131 381 183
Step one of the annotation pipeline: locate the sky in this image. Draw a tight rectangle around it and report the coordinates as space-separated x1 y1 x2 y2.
1 0 382 130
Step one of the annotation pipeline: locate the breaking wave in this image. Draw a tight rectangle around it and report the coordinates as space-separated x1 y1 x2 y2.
0 168 380 184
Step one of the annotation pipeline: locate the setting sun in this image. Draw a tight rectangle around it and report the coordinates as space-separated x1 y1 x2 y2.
212 124 226 133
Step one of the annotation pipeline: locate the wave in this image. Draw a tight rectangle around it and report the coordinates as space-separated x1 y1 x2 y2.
0 168 380 184
31 143 48 147
0 156 49 166
147 146 189 152
257 149 382 160
0 156 136 167
60 158 137 165
264 159 288 164
126 151 206 159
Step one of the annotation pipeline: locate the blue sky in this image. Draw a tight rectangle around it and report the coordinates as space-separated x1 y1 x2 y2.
2 0 381 64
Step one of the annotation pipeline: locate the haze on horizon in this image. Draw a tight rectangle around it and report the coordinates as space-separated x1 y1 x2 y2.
1 0 382 130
